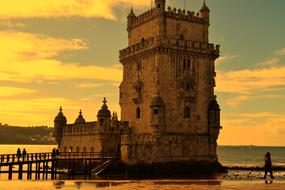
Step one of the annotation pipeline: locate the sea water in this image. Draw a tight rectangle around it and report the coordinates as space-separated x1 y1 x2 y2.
0 145 285 168
0 145 285 189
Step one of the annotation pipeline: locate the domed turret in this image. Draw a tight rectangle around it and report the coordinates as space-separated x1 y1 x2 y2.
199 0 210 22
75 110 86 124
54 106 67 123
54 106 67 145
127 8 136 30
97 97 111 118
155 0 166 14
208 98 221 128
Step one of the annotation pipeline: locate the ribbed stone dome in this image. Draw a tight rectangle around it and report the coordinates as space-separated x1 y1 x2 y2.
75 110 86 124
97 98 111 117
54 107 67 123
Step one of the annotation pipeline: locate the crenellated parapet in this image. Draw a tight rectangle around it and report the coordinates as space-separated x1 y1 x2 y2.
119 36 220 60
128 8 156 30
165 7 205 23
62 120 122 136
119 37 155 59
127 4 208 31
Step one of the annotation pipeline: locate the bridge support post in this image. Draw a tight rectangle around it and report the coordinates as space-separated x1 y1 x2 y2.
51 161 55 180
18 164 23 180
27 163 32 179
8 164 13 180
42 162 45 180
37 162 41 180
35 162 38 180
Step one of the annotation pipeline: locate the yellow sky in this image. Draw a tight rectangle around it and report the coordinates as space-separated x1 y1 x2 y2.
0 0 284 146
0 0 148 19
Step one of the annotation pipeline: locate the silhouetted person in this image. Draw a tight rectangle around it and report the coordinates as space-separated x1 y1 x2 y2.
17 148 21 159
56 148 60 156
264 152 274 179
22 148 27 160
52 148 56 158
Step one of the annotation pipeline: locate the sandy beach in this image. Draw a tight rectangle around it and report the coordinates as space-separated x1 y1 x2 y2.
0 179 285 190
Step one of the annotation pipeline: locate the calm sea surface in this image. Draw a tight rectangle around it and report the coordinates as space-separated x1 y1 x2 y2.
0 145 285 190
1 145 285 167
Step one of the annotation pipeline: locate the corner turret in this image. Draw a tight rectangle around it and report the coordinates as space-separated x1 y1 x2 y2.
155 0 166 15
127 8 136 31
97 98 111 130
54 106 67 145
199 0 210 22
208 97 221 141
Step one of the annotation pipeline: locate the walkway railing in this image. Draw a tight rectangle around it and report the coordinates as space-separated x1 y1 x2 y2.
0 152 119 180
0 152 118 165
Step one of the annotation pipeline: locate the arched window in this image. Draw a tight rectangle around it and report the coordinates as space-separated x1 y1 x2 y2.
136 107 141 119
184 107 191 118
154 109 159 115
183 59 187 70
186 83 190 92
183 59 191 71
187 60 190 70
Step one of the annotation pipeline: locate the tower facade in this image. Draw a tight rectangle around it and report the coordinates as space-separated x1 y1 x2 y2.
119 0 222 169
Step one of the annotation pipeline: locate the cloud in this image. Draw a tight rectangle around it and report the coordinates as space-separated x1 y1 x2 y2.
261 57 280 66
226 95 249 106
0 97 78 126
74 82 103 89
219 112 285 146
0 20 26 28
274 48 285 56
0 0 148 20
216 54 238 64
216 66 285 94
0 86 35 96
260 47 285 66
0 30 122 83
0 95 120 126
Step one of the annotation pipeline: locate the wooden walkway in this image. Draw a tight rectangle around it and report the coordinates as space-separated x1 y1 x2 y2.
0 152 119 180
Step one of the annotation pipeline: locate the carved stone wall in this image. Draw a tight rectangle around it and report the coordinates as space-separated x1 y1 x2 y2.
120 1 221 165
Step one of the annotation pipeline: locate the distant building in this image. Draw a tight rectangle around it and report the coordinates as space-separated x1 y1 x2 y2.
54 0 224 174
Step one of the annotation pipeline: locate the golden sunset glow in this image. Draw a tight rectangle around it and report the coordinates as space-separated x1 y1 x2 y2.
0 0 148 20
0 0 284 146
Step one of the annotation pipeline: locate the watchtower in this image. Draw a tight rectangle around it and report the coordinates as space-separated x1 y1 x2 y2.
119 0 223 172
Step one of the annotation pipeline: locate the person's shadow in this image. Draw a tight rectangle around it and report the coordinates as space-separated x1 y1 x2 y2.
265 180 273 184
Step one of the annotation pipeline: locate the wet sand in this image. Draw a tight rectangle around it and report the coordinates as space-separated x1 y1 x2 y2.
0 179 285 190
0 169 285 189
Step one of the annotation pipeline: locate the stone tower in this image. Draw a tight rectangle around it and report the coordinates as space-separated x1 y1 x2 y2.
119 0 223 173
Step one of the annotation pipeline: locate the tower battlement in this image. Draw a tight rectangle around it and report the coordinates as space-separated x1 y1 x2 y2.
165 7 206 23
119 0 223 170
127 6 206 30
119 36 220 60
